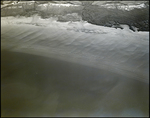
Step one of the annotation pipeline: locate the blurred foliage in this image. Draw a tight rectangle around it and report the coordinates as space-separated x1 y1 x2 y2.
1 2 83 18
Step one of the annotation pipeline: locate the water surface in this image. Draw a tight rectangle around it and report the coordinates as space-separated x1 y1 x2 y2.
1 50 149 117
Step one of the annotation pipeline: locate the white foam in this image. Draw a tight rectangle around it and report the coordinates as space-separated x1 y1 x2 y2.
101 2 147 11
38 3 79 7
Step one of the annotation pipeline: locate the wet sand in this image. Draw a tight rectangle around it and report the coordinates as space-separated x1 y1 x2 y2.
1 50 149 117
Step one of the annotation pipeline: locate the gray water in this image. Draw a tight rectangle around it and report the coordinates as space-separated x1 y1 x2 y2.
1 50 149 117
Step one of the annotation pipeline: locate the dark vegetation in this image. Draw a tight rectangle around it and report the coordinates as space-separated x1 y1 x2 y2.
82 5 149 31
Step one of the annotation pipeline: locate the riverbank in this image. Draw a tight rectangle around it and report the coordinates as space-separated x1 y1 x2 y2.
1 1 149 31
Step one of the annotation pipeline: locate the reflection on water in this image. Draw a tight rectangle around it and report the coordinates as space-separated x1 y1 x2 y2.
1 50 149 117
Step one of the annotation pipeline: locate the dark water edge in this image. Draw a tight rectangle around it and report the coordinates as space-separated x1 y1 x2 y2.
1 49 149 117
